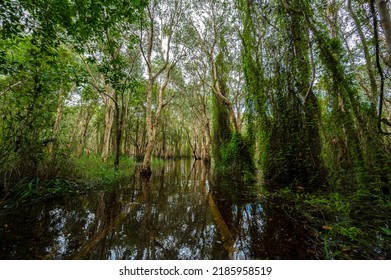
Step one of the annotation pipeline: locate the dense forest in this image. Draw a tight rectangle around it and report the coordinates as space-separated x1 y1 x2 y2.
1 0 390 259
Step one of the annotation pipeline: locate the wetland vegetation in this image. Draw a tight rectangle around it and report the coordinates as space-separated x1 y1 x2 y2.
1 0 391 259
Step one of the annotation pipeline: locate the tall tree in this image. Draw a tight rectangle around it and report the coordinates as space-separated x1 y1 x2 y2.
186 0 252 174
139 0 185 175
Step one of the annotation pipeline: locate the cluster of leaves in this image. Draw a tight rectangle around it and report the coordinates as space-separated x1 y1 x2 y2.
1 0 147 45
0 37 79 176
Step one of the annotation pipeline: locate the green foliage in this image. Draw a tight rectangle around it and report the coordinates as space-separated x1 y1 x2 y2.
238 0 270 173
211 92 232 162
151 157 165 168
0 0 148 191
73 155 135 186
218 133 254 180
311 16 391 194
381 227 391 236
0 38 79 178
268 183 391 259
269 185 391 259
6 177 84 206
0 153 137 208
0 0 147 47
239 0 325 189
304 192 351 217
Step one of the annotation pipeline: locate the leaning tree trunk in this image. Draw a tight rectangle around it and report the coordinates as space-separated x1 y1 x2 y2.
348 0 378 109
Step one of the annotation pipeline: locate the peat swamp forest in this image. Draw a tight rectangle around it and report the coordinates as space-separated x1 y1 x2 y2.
0 0 391 260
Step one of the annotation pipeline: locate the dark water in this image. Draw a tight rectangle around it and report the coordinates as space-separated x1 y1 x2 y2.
0 159 319 260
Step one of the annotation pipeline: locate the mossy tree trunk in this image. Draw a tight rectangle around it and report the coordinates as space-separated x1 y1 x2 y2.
302 0 390 192
241 0 324 188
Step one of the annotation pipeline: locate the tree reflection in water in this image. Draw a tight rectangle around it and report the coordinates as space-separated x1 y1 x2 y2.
0 159 317 259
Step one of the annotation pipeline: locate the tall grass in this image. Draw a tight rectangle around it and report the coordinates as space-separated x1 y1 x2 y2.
1 155 137 208
73 155 136 187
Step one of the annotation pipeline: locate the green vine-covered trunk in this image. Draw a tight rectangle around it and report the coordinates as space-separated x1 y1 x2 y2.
261 1 324 188
303 0 391 193
211 33 253 176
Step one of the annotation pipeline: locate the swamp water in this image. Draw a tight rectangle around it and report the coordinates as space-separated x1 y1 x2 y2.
0 159 319 259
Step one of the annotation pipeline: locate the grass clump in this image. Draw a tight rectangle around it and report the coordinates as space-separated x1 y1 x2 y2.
151 157 165 168
1 155 136 208
73 155 136 187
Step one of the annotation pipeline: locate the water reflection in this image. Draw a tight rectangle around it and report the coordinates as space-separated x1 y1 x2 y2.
0 159 317 259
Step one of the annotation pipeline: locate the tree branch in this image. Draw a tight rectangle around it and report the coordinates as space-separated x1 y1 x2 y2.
0 79 29 96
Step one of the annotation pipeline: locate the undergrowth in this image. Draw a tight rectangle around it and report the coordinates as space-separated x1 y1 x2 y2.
151 157 165 168
267 186 391 259
73 155 136 186
217 133 255 182
1 155 136 209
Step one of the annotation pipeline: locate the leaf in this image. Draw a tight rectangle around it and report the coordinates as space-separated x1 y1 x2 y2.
381 227 391 236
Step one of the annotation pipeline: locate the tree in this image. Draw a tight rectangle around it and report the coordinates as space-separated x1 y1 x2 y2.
375 0 391 62
184 0 252 174
0 38 80 178
0 0 147 190
182 63 212 161
139 0 186 175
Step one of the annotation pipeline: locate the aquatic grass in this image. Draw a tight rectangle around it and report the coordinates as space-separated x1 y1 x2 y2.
73 155 136 186
1 177 87 211
1 156 137 210
151 157 165 168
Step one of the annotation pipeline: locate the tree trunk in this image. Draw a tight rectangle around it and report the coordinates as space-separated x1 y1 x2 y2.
141 65 172 174
81 110 93 156
212 61 240 134
139 1 182 175
162 121 167 159
328 0 339 38
141 84 155 175
102 96 114 162
114 91 125 167
49 92 64 158
142 131 156 175
348 0 378 109
376 0 391 62
202 121 211 161
69 107 83 149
